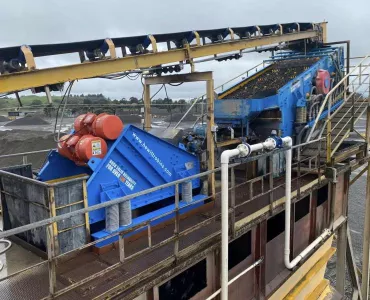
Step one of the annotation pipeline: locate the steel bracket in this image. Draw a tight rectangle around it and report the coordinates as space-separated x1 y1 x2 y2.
228 28 235 40
193 31 201 46
325 167 338 182
104 38 117 59
147 35 158 53
183 42 195 72
20 45 36 70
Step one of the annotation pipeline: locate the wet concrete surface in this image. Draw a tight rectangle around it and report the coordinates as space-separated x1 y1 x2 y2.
0 218 43 279
0 243 43 279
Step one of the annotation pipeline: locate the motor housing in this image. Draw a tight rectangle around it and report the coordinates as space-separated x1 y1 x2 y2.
75 135 108 163
315 69 331 94
92 113 124 140
57 134 80 161
58 134 107 164
74 113 97 135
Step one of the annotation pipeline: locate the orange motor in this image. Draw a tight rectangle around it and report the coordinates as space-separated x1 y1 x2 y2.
75 135 108 162
92 113 124 140
74 113 97 135
57 134 80 160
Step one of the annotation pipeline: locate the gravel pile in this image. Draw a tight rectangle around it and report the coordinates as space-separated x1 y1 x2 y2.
164 113 197 122
117 114 142 124
225 58 318 99
5 115 50 126
0 130 55 168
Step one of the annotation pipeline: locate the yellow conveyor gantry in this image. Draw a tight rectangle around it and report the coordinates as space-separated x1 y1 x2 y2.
0 22 326 94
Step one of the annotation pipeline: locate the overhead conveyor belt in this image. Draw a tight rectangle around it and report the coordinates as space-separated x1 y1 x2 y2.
0 22 325 94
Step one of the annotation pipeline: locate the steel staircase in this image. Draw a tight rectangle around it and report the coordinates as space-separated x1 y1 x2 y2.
302 55 370 166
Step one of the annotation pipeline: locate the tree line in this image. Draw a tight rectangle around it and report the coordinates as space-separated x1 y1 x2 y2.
42 94 197 117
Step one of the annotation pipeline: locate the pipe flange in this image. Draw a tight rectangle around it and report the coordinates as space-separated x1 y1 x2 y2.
237 143 250 157
323 228 332 235
264 137 276 150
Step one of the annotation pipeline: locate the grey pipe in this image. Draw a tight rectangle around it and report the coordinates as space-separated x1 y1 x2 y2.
297 125 309 146
309 102 321 120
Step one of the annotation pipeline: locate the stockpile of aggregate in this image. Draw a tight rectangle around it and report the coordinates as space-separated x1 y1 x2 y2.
0 130 55 169
5 115 50 126
117 114 142 124
164 113 197 122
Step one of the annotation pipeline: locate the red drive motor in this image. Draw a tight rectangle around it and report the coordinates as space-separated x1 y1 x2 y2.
58 134 107 165
75 135 108 163
92 113 124 140
59 113 122 165
74 113 97 135
57 134 81 161
315 69 331 94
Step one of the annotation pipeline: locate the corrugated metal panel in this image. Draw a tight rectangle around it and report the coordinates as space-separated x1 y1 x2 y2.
0 166 87 254
54 180 87 254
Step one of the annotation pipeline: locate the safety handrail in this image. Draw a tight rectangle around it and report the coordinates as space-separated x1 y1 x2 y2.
174 61 269 128
328 69 370 150
306 54 370 142
0 137 323 240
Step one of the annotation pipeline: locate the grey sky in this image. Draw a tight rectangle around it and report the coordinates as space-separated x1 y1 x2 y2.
1 0 369 99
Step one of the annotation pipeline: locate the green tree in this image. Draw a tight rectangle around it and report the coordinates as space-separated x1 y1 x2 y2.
44 104 55 118
177 99 187 113
31 99 43 107
163 97 173 113
129 97 139 104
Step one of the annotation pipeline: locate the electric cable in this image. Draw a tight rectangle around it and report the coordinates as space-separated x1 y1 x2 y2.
126 73 140 80
168 82 184 86
151 85 164 100
58 82 74 141
53 81 74 142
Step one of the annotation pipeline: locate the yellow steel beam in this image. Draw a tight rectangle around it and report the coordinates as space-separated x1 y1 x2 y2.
0 30 319 94
284 247 336 299
268 236 334 300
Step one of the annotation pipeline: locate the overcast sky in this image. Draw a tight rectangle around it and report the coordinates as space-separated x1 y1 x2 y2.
1 0 369 100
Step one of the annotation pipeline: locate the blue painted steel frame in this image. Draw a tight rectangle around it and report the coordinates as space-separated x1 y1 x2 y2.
215 47 344 137
38 125 202 225
38 125 204 247
87 125 201 224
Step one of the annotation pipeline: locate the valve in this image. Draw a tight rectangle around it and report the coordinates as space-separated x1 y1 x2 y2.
237 143 251 157
265 130 283 149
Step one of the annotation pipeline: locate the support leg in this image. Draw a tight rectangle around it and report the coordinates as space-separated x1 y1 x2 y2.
347 226 363 300
336 222 347 294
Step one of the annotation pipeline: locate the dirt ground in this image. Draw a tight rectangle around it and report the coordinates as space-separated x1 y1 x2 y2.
0 112 193 171
5 115 50 126
0 130 55 169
